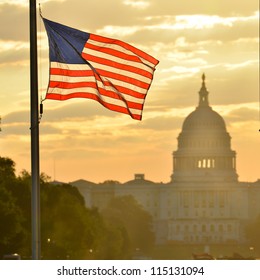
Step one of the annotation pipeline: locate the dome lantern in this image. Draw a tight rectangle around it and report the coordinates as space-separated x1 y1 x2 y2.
198 73 209 107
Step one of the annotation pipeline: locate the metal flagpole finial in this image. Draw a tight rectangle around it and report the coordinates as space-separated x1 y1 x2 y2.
39 3 43 17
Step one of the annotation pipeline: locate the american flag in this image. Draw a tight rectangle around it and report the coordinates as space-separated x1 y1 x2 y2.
43 18 159 120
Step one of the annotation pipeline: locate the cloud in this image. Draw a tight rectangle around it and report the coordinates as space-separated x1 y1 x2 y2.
42 100 118 121
132 115 184 131
1 123 60 136
3 110 29 124
42 0 145 31
155 64 258 108
146 0 258 17
2 102 117 139
0 3 28 41
123 0 150 10
1 0 258 44
0 47 29 65
0 1 257 71
126 12 258 46
226 107 259 122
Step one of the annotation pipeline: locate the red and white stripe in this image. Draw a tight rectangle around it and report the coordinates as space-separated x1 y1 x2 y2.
46 34 159 120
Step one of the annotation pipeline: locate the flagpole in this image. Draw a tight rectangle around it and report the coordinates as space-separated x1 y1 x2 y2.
30 0 41 260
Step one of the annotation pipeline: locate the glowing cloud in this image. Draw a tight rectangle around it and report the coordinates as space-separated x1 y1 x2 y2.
123 0 150 9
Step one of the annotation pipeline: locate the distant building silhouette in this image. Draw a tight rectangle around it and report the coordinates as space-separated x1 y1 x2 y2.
72 75 260 246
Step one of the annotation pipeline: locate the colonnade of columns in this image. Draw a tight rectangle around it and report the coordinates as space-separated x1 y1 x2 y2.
173 155 236 171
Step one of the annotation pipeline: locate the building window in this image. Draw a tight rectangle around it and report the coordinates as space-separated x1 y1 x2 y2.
202 192 207 208
219 192 225 208
194 192 199 208
218 224 223 232
183 192 189 208
209 193 214 207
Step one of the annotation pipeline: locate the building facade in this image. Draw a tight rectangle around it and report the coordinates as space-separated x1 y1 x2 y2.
73 75 260 245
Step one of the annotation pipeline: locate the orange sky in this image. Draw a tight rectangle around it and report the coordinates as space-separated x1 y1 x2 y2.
0 0 259 183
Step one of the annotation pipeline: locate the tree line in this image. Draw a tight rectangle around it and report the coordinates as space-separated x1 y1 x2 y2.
0 156 154 259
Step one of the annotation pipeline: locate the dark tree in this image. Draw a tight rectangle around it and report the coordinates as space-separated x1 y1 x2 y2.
0 157 24 257
101 195 155 259
40 182 105 259
0 157 16 183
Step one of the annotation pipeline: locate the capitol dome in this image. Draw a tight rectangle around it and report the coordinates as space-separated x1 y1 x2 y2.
171 74 238 183
182 106 226 132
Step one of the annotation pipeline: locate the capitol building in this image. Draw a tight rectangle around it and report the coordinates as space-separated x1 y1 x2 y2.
73 75 260 246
